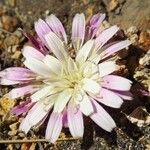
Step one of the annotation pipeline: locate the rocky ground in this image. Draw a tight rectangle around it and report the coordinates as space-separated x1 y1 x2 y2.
0 0 149 149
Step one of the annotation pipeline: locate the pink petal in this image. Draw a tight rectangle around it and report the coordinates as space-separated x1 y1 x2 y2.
95 88 123 108
24 57 51 77
46 14 67 43
90 100 116 132
72 13 85 50
89 13 106 38
45 32 68 61
22 30 48 54
9 85 38 99
102 75 132 91
26 102 50 126
19 102 50 133
45 112 63 143
19 116 31 134
11 100 34 116
67 101 84 138
95 25 119 49
62 109 68 128
0 67 35 81
112 90 133 100
22 46 45 60
79 94 94 116
34 19 51 47
101 40 131 59
0 78 20 85
23 31 40 49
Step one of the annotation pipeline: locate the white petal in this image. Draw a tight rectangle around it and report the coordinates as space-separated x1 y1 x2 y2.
67 57 78 74
95 88 123 108
76 40 94 63
20 102 53 133
22 46 44 60
46 14 67 43
31 86 55 102
19 116 31 134
72 13 85 50
43 55 62 74
90 100 116 132
54 89 72 113
99 61 117 77
82 78 101 94
0 78 20 85
27 102 52 126
79 94 94 116
67 101 84 138
9 85 37 99
82 61 98 78
45 32 68 61
95 25 119 49
24 58 51 77
101 40 131 59
45 112 63 143
102 75 132 91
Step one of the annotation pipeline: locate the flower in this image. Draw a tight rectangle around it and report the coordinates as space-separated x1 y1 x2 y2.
0 13 133 143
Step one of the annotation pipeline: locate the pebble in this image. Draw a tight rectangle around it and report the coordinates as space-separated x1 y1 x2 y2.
108 0 119 11
139 31 150 51
127 26 138 35
4 35 20 46
7 0 16 7
2 15 19 32
11 50 22 59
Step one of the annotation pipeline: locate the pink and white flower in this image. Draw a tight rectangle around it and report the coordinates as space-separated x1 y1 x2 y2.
0 13 132 143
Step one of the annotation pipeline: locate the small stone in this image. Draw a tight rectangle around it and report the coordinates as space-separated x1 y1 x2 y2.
7 0 16 7
9 122 18 131
4 35 20 46
2 15 19 32
139 50 150 66
139 31 150 51
13 30 23 39
127 26 138 35
11 50 22 59
0 95 16 113
108 0 119 11
8 130 17 136
129 34 139 44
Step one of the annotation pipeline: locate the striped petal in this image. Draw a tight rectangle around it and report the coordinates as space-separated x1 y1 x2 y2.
45 32 68 61
95 88 123 108
46 14 67 43
67 101 84 138
24 58 51 77
45 112 63 143
76 40 94 63
90 100 116 132
89 13 106 38
31 85 55 102
0 67 35 81
98 61 117 77
22 46 45 60
101 40 131 59
43 55 61 74
34 19 51 47
82 78 101 94
53 89 72 113
0 78 20 85
95 25 119 49
9 85 38 99
79 94 94 116
112 90 133 100
102 75 132 91
72 13 85 50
